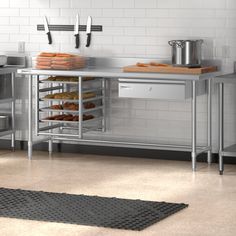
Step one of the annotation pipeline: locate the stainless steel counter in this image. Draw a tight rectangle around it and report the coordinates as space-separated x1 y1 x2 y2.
215 73 236 83
18 66 219 81
18 58 219 171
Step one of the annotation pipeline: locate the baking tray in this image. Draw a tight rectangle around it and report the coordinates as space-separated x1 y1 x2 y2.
40 106 104 114
40 78 101 84
40 117 103 124
40 96 104 103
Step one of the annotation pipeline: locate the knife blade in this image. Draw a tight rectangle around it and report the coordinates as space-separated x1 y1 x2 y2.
86 16 92 47
74 14 80 49
44 16 52 45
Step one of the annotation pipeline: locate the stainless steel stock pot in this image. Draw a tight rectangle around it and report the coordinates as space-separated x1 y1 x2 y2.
168 39 203 68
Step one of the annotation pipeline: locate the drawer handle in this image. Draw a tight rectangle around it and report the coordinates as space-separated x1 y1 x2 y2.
21 70 29 73
120 85 131 89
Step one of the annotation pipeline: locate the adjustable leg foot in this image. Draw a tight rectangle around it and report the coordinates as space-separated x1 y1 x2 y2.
48 139 53 154
207 150 212 164
219 153 224 176
191 152 197 172
28 143 32 160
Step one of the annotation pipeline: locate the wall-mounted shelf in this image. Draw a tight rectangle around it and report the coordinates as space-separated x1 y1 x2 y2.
37 25 102 32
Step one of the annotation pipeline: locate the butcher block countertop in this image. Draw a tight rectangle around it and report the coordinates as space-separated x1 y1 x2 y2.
123 64 217 75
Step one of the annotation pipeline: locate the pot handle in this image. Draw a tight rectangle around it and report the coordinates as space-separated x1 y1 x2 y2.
168 40 184 48
176 41 184 48
168 40 175 46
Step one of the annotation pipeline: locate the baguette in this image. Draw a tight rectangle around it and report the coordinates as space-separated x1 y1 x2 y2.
36 65 51 70
37 62 51 66
37 57 52 62
149 62 169 67
52 61 73 66
39 52 57 57
52 66 74 70
55 53 74 57
136 62 149 67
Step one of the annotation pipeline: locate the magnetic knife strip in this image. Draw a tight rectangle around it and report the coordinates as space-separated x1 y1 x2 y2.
37 25 102 32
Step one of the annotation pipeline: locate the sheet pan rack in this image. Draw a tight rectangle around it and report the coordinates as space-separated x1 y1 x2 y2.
35 76 107 140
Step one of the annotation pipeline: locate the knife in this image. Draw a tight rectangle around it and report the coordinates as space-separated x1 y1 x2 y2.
86 16 92 47
74 14 80 49
43 16 52 45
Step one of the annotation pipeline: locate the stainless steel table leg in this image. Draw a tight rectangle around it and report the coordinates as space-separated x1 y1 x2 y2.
102 78 106 132
35 75 39 135
207 79 212 164
78 76 83 138
48 80 53 154
28 75 33 159
107 79 111 131
192 80 197 171
219 82 224 175
11 72 15 151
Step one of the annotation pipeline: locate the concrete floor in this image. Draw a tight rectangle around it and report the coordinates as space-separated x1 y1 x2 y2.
0 150 236 236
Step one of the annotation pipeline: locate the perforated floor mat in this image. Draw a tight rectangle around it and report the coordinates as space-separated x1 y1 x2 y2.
0 187 188 231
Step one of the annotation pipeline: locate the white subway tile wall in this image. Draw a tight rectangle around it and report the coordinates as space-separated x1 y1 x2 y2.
0 0 235 151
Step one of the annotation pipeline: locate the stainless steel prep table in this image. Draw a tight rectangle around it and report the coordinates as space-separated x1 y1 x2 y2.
215 68 236 175
0 67 16 150
18 62 219 171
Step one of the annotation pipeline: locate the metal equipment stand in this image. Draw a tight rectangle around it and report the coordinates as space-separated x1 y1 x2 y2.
19 65 218 172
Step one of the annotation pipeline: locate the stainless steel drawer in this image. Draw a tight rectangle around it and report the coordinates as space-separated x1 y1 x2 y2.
118 79 206 100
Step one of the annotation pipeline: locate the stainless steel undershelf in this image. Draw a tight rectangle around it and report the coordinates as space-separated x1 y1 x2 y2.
221 144 236 156
49 137 210 153
0 130 14 137
0 98 14 104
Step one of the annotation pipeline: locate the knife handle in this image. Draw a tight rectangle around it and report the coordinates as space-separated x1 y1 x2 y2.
47 32 52 45
86 33 91 47
75 34 80 49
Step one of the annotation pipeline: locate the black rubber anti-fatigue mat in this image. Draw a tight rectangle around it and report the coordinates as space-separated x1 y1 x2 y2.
0 187 188 231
